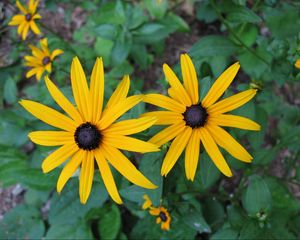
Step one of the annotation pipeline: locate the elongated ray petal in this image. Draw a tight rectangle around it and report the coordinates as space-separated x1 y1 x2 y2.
163 63 192 106
29 131 73 146
90 58 104 123
199 127 232 177
79 151 94 204
40 38 50 55
185 129 201 181
17 21 26 35
29 44 43 58
50 49 64 60
22 23 30 40
16 0 27 14
180 54 199 104
57 150 83 193
209 114 261 131
45 76 83 124
70 57 91 121
103 117 157 135
101 144 157 189
103 135 159 153
143 94 186 113
208 89 257 115
106 75 130 108
161 127 192 176
94 150 122 204
99 95 142 130
148 121 186 146
202 62 240 108
30 21 40 34
42 143 78 173
206 124 253 162
141 111 183 125
19 100 77 132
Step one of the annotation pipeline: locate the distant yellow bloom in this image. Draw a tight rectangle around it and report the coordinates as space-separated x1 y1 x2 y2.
8 0 41 40
149 206 171 231
24 38 63 81
20 57 158 204
142 194 153 209
295 59 300 69
143 53 261 180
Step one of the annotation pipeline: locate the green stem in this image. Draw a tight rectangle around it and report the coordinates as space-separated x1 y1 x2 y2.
210 0 270 66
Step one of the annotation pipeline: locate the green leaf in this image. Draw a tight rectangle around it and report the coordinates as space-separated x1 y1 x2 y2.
227 6 262 23
182 211 211 233
190 35 239 59
242 175 272 217
203 198 225 228
133 23 169 43
227 205 247 230
211 227 238 240
0 204 45 239
111 40 132 66
94 24 118 40
94 37 114 66
144 0 168 19
98 205 121 239
4 78 17 104
200 152 221 189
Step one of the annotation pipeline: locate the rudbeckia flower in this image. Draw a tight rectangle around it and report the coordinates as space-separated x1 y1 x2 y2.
8 0 41 40
20 57 158 204
149 206 171 231
24 38 63 81
143 53 261 180
295 59 300 69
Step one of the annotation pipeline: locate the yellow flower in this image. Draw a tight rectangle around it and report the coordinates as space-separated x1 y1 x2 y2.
295 59 300 69
149 206 171 231
143 53 261 180
142 194 153 209
8 0 41 40
20 57 159 204
24 38 63 81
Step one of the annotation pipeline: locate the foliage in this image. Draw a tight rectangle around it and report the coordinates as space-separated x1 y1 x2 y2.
0 0 300 239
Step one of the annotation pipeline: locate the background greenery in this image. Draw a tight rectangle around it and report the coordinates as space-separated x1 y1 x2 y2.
0 0 300 239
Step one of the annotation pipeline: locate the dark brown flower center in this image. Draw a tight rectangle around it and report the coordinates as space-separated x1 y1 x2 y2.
42 57 51 65
183 103 208 128
25 13 32 21
159 211 168 222
74 122 101 150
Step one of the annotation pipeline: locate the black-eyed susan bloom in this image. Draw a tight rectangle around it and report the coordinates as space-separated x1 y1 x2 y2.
20 57 159 204
8 0 41 40
24 38 63 81
149 206 171 231
143 53 261 180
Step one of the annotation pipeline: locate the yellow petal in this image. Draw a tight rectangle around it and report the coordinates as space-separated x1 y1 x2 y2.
45 76 83 124
36 68 44 81
50 49 63 61
206 124 253 162
106 75 130 108
40 38 50 55
99 95 142 130
16 0 27 14
199 127 232 177
101 144 157 189
180 54 199 104
202 62 240 108
17 21 26 35
94 150 122 204
102 135 159 153
295 59 300 69
29 131 73 146
57 150 83 193
9 14 25 24
208 114 261 131
19 100 77 132
42 143 78 173
29 0 39 13
163 63 192 106
141 111 183 125
22 23 30 40
79 151 94 204
90 58 104 123
24 55 41 64
161 126 192 176
70 57 92 121
185 129 201 181
143 94 186 113
142 194 152 209
29 45 44 58
208 89 257 115
32 13 42 19
103 117 157 135
149 207 160 216
26 67 41 78
148 121 186 146
30 20 40 35
45 63 52 73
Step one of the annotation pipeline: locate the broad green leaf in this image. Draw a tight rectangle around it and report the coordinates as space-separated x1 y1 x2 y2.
227 205 247 230
98 205 121 239
94 37 114 66
182 211 211 233
227 6 262 23
211 227 238 240
4 78 17 104
143 0 168 19
200 152 221 189
94 24 118 40
111 40 132 66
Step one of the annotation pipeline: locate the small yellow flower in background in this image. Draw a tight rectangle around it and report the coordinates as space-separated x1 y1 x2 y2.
20 57 159 204
8 0 41 40
142 194 153 210
143 53 261 180
295 59 300 69
24 38 63 81
142 194 171 231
